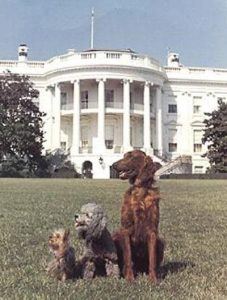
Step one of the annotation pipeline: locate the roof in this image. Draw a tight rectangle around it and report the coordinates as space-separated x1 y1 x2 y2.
82 48 136 53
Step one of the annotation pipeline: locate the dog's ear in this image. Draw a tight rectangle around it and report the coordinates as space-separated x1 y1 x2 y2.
86 213 107 240
134 155 156 187
63 229 70 242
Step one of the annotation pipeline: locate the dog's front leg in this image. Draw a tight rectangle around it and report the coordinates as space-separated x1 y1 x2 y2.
120 230 134 282
83 260 95 279
105 259 120 278
148 231 158 283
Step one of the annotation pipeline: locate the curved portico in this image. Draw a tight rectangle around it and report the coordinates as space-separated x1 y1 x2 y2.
46 77 164 159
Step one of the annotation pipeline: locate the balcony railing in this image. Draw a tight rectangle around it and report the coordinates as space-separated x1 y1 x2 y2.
130 103 144 110
80 146 93 154
105 101 123 109
81 101 98 109
61 101 145 111
61 103 73 110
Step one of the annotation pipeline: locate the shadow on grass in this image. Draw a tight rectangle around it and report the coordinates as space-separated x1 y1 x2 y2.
159 261 195 279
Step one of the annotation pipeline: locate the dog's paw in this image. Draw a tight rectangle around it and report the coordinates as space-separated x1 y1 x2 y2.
148 273 159 284
125 271 135 282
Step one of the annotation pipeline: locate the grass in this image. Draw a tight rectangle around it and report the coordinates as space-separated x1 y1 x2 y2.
0 179 226 300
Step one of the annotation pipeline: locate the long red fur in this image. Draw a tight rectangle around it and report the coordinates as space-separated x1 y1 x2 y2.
112 150 164 282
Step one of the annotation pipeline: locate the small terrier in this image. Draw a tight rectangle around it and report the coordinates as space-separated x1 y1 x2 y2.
47 228 76 281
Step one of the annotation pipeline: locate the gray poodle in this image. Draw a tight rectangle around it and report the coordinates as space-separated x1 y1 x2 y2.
74 203 119 279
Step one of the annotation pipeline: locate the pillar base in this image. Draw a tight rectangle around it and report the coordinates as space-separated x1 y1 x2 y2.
121 145 133 153
142 147 154 156
92 137 106 154
70 148 80 156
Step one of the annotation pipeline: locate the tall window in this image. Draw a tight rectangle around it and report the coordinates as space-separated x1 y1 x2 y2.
193 96 202 114
81 91 88 109
168 143 177 152
168 104 177 113
81 126 88 148
105 125 114 149
105 89 114 107
168 129 177 152
61 92 67 109
60 141 67 151
193 130 202 153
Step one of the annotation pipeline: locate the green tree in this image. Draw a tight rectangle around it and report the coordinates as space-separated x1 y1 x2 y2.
202 99 227 173
0 72 46 177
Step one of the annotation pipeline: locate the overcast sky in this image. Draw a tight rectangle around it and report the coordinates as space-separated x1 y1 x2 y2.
0 0 227 67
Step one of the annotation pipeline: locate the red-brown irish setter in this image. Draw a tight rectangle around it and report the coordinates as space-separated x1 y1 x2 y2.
112 150 164 283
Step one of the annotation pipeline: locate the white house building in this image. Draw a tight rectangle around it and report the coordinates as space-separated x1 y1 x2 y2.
0 45 225 178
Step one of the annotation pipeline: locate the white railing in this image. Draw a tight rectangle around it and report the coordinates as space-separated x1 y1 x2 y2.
165 66 227 77
131 103 144 110
81 101 98 109
61 103 73 110
43 50 164 73
80 147 93 154
0 61 18 68
0 50 164 73
106 101 123 109
27 61 45 68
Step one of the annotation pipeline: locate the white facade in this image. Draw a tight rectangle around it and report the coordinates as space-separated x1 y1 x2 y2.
0 46 224 178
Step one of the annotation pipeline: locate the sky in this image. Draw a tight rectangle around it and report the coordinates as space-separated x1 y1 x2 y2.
0 0 227 67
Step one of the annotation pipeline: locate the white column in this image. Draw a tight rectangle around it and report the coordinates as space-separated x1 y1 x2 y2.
97 79 106 151
123 79 131 151
143 81 152 153
45 86 54 151
53 83 61 150
156 86 163 155
181 91 192 154
71 80 80 155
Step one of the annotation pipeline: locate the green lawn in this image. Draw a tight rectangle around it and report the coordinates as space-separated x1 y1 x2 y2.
0 179 226 300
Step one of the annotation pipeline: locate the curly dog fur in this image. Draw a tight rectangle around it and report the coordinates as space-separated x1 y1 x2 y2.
74 203 119 279
112 150 165 283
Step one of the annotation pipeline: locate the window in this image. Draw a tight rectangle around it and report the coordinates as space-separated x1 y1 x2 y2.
193 105 201 114
193 130 202 153
105 140 114 149
150 94 153 112
81 91 88 109
81 140 88 148
168 104 177 113
168 143 177 152
105 125 114 149
60 142 66 151
193 96 202 114
105 89 114 107
61 92 67 109
194 166 203 174
168 128 177 152
81 126 88 148
194 144 202 153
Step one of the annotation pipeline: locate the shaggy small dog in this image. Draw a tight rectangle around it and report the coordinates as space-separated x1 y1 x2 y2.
74 203 119 279
47 228 76 281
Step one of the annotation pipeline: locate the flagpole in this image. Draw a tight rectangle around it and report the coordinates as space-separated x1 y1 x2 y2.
91 8 94 49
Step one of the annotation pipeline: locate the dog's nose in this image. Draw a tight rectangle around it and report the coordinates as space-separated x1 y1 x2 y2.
74 214 79 220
